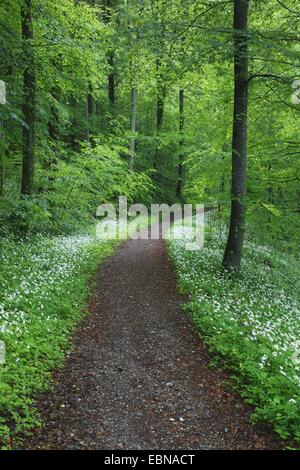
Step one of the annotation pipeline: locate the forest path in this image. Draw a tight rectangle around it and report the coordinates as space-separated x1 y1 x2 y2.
23 237 279 449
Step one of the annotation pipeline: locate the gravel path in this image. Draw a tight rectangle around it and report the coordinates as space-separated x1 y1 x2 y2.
23 238 280 449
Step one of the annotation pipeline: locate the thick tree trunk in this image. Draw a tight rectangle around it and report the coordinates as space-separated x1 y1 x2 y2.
129 87 137 170
223 0 249 271
176 88 184 199
21 0 36 195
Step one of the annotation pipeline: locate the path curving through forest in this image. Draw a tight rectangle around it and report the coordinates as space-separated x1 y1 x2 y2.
23 237 280 449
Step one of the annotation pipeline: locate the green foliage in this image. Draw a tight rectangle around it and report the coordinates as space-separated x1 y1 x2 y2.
0 141 153 235
167 222 300 446
1 0 299 247
0 196 52 236
0 234 118 448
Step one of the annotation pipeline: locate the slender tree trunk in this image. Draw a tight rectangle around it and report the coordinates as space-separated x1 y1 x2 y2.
85 82 93 142
129 87 137 170
223 0 249 271
0 158 4 196
108 52 115 112
85 100 90 142
21 0 36 195
0 78 5 195
128 0 144 169
0 80 7 195
88 83 94 116
103 1 116 116
218 142 228 213
176 88 184 199
70 96 79 151
268 163 273 203
267 162 274 226
296 189 300 214
0 121 5 196
154 58 165 175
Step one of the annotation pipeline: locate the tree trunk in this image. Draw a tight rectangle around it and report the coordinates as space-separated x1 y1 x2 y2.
108 52 115 112
85 82 93 142
103 1 116 115
85 100 90 143
153 58 165 175
223 0 249 271
176 88 184 199
21 0 36 195
70 96 79 151
0 121 5 196
88 83 94 117
0 156 4 196
218 142 228 213
129 87 137 170
0 77 5 195
128 0 144 170
153 94 164 173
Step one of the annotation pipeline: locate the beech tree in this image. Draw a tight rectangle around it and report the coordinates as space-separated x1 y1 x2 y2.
176 88 184 200
223 0 250 271
104 0 116 114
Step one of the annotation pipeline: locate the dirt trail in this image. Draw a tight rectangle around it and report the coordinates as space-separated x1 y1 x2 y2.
23 238 280 449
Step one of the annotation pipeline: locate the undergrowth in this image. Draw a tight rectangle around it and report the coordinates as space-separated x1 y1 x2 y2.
0 233 117 448
167 226 300 447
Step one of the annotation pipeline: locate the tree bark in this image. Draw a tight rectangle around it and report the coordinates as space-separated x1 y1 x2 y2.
218 142 228 213
176 88 184 199
0 121 5 196
128 0 144 169
70 96 79 151
223 0 249 271
48 87 61 141
87 83 94 117
84 82 94 142
108 52 115 112
0 157 4 196
21 0 36 195
153 58 165 175
129 87 137 170
103 0 116 115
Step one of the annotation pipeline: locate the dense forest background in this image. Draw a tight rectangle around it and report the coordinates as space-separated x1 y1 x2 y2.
0 0 299 258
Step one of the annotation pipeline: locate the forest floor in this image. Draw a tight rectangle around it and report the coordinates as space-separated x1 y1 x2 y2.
21 236 281 450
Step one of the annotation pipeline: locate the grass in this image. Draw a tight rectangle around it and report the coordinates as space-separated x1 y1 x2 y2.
0 232 118 448
167 224 300 446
